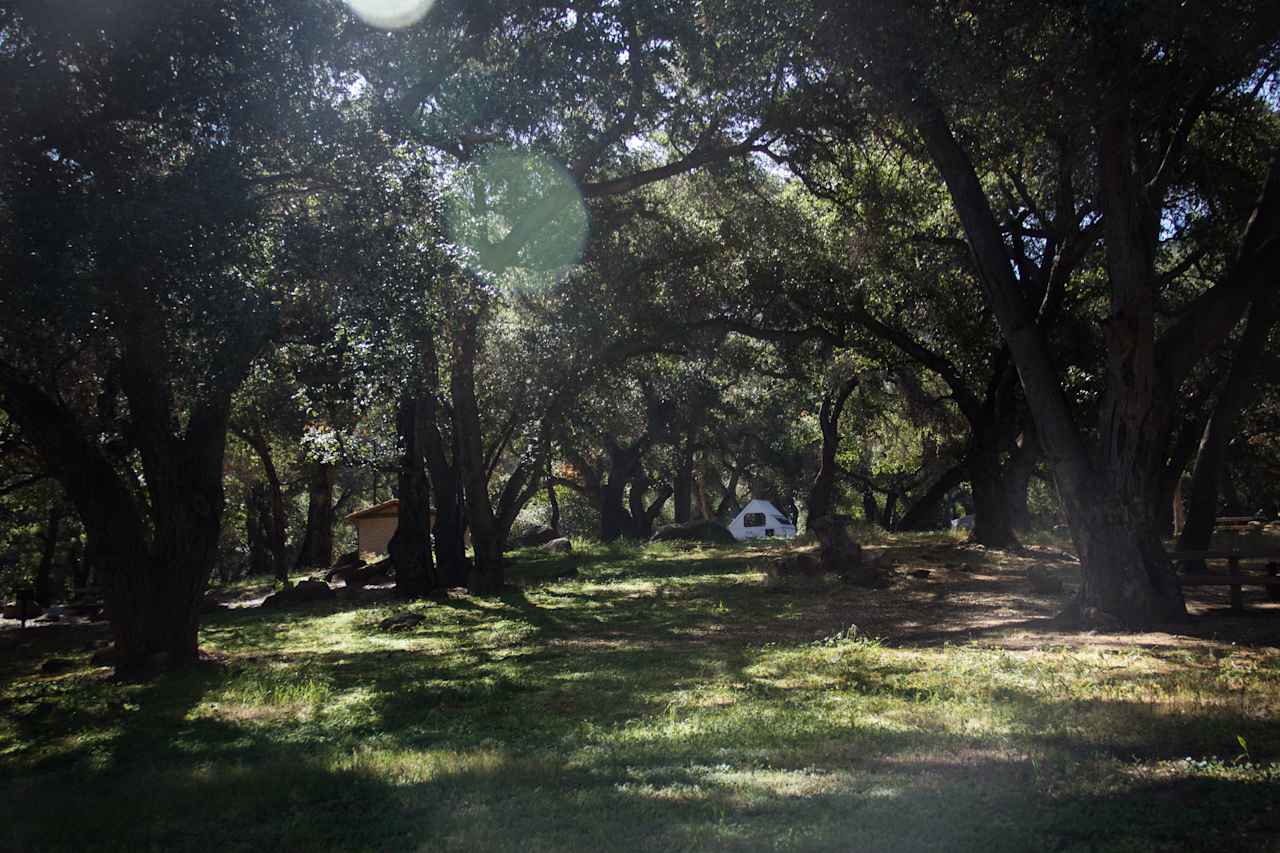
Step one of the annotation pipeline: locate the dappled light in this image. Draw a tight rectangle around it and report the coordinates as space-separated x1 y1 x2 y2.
4 539 1280 848
2 0 1279 849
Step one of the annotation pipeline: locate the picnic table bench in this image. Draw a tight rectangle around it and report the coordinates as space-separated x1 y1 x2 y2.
1167 550 1280 613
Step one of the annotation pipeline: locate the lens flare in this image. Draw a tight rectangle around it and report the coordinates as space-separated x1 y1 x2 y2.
445 148 589 280
345 0 434 29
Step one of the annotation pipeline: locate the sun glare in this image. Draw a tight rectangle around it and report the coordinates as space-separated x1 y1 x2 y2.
445 147 589 278
345 0 435 30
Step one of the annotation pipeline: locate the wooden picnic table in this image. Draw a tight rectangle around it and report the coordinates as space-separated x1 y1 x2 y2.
1166 550 1280 613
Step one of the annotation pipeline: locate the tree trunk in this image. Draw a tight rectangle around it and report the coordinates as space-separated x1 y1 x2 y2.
546 474 561 535
910 100 1189 627
627 476 673 539
969 461 1019 548
673 432 694 523
35 504 62 605
67 537 86 592
807 377 858 529
878 492 898 529
1172 473 1189 539
241 429 288 583
898 461 968 530
247 482 272 576
1178 290 1277 557
600 477 633 542
103 405 233 673
295 462 335 571
421 332 468 587
597 435 648 541
1004 454 1035 532
861 488 879 524
627 478 650 539
451 314 504 593
393 392 438 598
1 295 253 674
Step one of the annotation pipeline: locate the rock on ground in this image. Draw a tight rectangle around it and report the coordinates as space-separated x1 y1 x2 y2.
650 520 736 545
510 525 560 548
261 579 337 609
1027 566 1065 594
378 612 426 632
541 537 573 553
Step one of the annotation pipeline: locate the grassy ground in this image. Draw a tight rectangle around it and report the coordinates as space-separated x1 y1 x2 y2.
2 536 1279 852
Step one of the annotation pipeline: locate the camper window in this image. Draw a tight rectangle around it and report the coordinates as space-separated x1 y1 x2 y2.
743 512 766 528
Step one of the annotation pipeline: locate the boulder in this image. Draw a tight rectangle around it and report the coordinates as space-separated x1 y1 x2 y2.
767 552 824 579
650 520 736 545
1027 566 1064 594
326 551 368 583
261 579 337 609
378 612 426 632
343 556 393 588
510 524 560 548
808 515 891 587
950 514 976 531
541 537 573 553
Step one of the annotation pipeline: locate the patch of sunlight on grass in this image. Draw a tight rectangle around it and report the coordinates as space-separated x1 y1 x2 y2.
5 533 1280 852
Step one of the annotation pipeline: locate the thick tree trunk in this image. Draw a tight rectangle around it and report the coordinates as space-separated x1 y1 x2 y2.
1178 291 1277 557
673 432 695 523
898 462 968 530
627 479 650 539
1 271 257 673
428 454 468 588
100 404 233 673
878 492 898 529
421 332 468 587
393 392 438 598
1004 455 1035 532
35 505 62 605
600 477 633 542
969 461 1019 548
627 476 673 539
861 489 879 524
451 314 504 593
910 101 1191 627
295 462 335 571
596 435 649 541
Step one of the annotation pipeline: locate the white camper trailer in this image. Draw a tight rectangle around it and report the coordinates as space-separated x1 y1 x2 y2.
728 499 797 541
